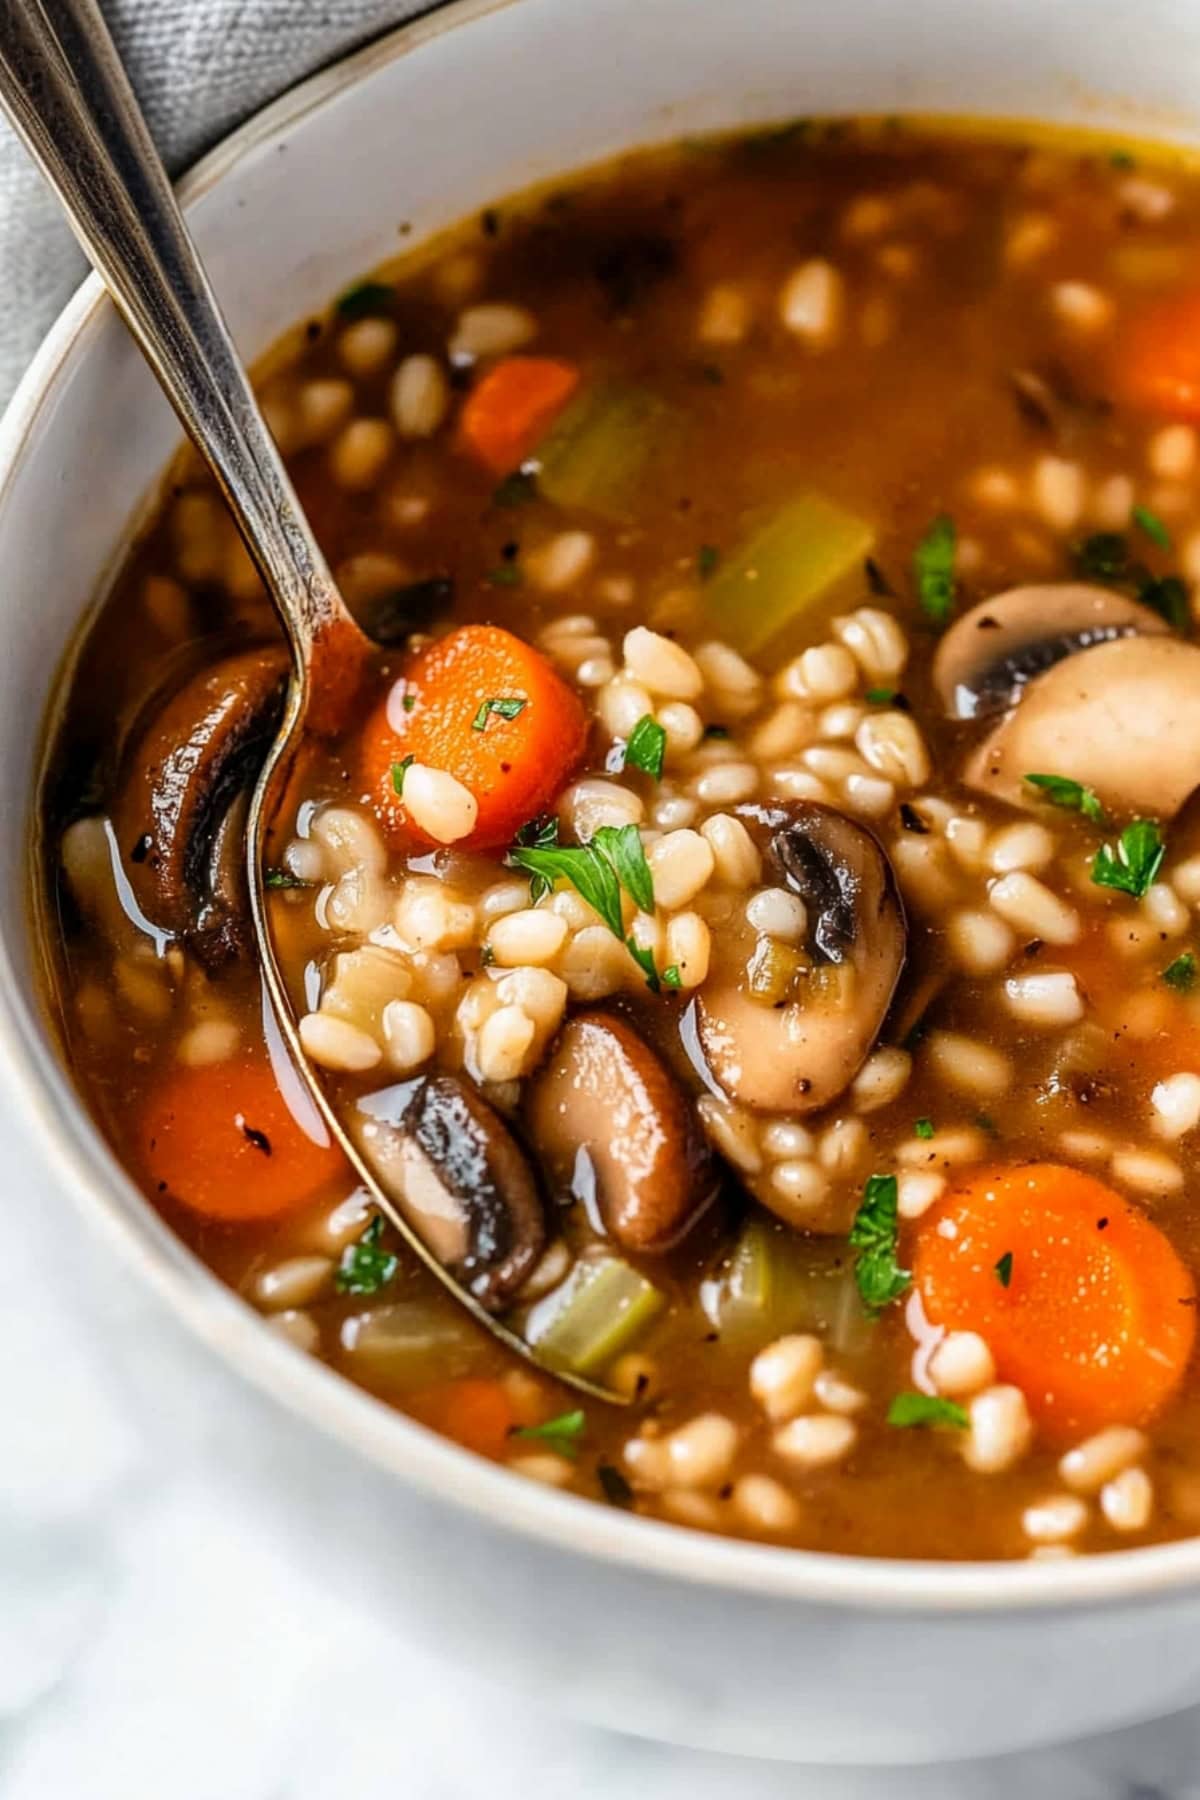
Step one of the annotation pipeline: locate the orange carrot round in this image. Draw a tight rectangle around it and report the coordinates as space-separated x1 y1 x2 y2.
1116 289 1200 418
458 356 580 474
914 1163 1196 1439
361 622 588 851
414 1378 518 1459
139 1054 346 1222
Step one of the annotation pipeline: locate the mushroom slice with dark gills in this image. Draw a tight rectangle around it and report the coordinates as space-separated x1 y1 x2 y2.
114 645 289 965
695 802 906 1116
353 1073 547 1310
526 1010 720 1253
965 633 1200 821
932 584 1168 719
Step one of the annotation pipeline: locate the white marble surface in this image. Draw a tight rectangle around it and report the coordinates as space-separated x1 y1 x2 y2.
3 1087 1200 1800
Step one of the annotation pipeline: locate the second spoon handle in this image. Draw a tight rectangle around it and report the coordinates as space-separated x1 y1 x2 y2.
0 0 349 668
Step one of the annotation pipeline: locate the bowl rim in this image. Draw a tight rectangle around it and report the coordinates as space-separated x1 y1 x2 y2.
6 0 1200 1617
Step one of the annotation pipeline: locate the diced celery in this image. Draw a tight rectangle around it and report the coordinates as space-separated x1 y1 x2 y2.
525 1253 664 1375
536 382 675 519
703 494 875 655
702 1216 870 1353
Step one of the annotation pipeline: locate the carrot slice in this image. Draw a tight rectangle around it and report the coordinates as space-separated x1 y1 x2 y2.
1116 289 1200 418
361 622 588 851
914 1163 1196 1439
138 1054 346 1222
413 1378 518 1459
458 356 580 473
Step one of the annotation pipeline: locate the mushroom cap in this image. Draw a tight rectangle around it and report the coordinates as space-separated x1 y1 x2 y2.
354 1073 547 1311
114 644 289 964
696 801 906 1117
525 1009 719 1254
965 633 1200 821
932 584 1168 720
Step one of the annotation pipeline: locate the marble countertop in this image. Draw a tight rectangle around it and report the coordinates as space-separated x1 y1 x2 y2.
3 1089 1198 1800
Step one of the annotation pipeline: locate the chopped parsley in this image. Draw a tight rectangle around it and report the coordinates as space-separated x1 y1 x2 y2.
264 868 311 889
597 1461 635 1507
1163 950 1198 993
995 1250 1014 1288
513 1408 586 1460
1140 574 1190 630
471 695 527 731
1091 818 1166 899
507 821 655 955
661 964 683 990
1023 772 1105 823
492 470 538 507
849 1173 910 1316
702 723 730 740
1133 504 1172 550
625 936 662 992
335 1215 398 1295
697 543 721 579
1073 530 1189 629
865 686 897 705
623 714 667 780
487 562 523 588
390 754 414 796
887 1392 968 1430
913 513 957 624
914 1118 935 1140
335 279 394 320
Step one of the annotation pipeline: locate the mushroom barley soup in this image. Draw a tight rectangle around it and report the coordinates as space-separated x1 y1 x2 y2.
46 119 1200 1559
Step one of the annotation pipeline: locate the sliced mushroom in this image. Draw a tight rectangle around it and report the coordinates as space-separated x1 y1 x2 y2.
966 633 1200 820
525 1010 719 1253
932 584 1168 719
695 802 906 1115
354 1073 546 1310
114 645 289 965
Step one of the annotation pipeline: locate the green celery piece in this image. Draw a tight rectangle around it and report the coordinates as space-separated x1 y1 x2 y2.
706 1216 874 1354
703 494 876 655
536 383 675 519
526 1255 664 1375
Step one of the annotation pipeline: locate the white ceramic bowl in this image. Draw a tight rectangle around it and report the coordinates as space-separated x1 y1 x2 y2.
7 0 1200 1765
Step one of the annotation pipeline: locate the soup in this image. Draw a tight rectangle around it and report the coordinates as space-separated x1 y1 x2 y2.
42 120 1200 1559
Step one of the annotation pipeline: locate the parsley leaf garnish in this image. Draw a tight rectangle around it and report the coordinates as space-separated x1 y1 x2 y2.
849 1174 910 1316
507 822 658 985
1024 772 1105 823
1073 531 1189 629
264 868 311 889
1133 504 1172 550
592 822 655 914
914 1117 934 1140
1163 951 1198 993
887 1392 968 1430
623 715 667 780
492 470 538 508
488 562 523 588
597 1461 634 1507
335 279 394 320
1140 574 1189 630
1091 818 1166 899
1074 531 1130 582
335 1215 398 1295
697 543 721 579
625 936 661 993
471 696 527 731
913 513 957 624
661 964 683 990
390 754 414 796
513 1408 586 1460
995 1250 1014 1288
865 686 896 704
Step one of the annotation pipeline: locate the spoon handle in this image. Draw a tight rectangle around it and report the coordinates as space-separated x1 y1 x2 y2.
0 0 349 665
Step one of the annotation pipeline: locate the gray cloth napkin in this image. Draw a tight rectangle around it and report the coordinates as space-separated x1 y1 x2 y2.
0 0 428 413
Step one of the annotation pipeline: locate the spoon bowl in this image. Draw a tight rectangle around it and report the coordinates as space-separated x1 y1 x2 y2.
0 0 620 1402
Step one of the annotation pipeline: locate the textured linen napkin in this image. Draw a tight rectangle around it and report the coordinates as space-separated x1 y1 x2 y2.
0 0 429 413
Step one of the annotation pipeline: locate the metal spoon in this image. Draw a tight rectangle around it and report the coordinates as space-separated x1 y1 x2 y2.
0 0 619 1402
